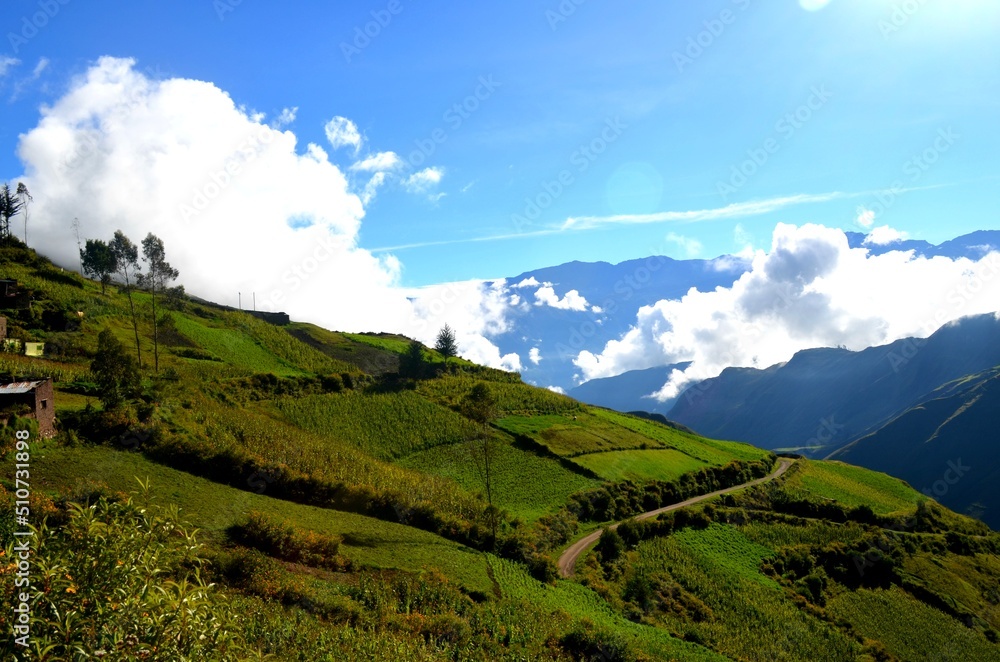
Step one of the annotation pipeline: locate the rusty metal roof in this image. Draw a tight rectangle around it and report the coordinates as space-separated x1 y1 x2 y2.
0 380 48 394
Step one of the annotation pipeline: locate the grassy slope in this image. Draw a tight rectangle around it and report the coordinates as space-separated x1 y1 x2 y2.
573 448 707 483
7 246 999 661
29 442 495 595
784 459 924 515
399 438 601 522
489 556 728 661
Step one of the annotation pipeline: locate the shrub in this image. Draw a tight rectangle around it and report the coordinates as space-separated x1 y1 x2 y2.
227 511 352 572
0 484 263 660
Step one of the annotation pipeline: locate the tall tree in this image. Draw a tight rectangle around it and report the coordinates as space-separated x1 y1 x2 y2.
91 329 140 410
399 339 427 380
110 231 143 367
461 382 500 540
138 233 179 373
435 324 458 361
0 183 23 244
81 239 117 294
15 182 31 245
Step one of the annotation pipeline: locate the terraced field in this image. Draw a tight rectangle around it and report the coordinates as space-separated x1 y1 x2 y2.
572 448 707 482
783 459 924 514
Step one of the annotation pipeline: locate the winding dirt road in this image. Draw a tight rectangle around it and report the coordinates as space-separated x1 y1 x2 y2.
557 458 794 578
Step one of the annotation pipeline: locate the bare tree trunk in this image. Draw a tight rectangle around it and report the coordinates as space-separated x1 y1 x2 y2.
122 266 142 368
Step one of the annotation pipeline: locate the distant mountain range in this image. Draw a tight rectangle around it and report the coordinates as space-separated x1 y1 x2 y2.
498 230 1000 393
568 312 1000 527
490 256 748 390
567 363 689 415
666 313 1000 455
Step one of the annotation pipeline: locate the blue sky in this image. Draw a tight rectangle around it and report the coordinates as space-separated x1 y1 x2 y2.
2 0 999 286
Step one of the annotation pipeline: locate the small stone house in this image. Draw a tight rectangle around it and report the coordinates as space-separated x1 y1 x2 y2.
0 378 56 437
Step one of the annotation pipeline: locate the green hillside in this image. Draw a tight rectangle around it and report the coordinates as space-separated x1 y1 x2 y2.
832 367 1000 528
2 242 999 661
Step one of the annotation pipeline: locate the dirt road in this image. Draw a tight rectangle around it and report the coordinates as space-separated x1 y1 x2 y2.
556 458 794 578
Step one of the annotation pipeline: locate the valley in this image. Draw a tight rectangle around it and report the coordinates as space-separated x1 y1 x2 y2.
2 241 999 660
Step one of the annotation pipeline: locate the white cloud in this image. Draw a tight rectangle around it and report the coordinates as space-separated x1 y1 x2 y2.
350 151 402 173
665 232 703 258
0 56 19 77
856 206 876 229
561 192 848 231
512 276 542 289
863 225 909 246
575 223 1000 401
547 385 566 394
324 116 362 152
17 57 519 371
359 171 388 205
529 347 542 365
404 166 444 193
31 57 49 78
534 286 590 311
272 107 297 128
734 223 755 251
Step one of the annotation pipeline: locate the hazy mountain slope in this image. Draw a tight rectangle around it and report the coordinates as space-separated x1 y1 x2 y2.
832 367 1000 528
494 256 749 389
667 313 1000 455
567 363 690 414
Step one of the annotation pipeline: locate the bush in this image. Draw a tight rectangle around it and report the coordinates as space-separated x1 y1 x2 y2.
0 484 263 660
227 511 352 572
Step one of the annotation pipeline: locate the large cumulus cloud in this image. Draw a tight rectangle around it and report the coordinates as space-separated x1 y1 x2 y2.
575 223 1000 399
17 57 516 368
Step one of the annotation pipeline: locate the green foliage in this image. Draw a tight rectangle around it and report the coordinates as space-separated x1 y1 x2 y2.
171 315 307 376
597 527 626 564
398 339 427 379
0 486 264 660
588 408 771 464
90 329 140 409
434 324 458 360
80 238 116 293
401 437 601 522
420 375 582 416
28 445 496 594
272 391 480 460
573 449 708 483
569 459 775 523
828 587 1000 662
784 460 924 515
460 381 497 425
228 511 352 572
